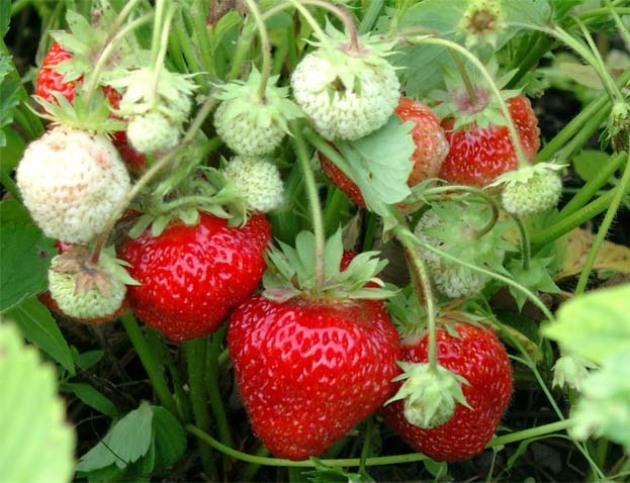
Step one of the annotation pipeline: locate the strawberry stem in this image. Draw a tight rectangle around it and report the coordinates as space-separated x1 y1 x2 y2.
575 139 630 294
151 5 176 105
243 0 273 101
511 215 531 271
449 50 479 106
301 0 361 52
292 121 326 291
89 97 220 265
185 419 574 467
184 338 218 480
84 13 154 104
120 313 179 417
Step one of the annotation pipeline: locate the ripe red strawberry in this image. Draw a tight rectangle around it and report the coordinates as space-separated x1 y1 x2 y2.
228 296 401 460
35 42 146 171
320 98 448 206
119 213 271 342
439 95 540 186
381 321 512 462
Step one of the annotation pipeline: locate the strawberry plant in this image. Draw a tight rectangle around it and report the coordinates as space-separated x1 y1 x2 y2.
2 0 630 481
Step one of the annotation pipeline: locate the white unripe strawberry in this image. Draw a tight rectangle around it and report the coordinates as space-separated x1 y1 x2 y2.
214 70 302 156
48 261 126 321
414 202 512 298
16 127 130 243
224 156 284 213
126 112 180 154
291 29 400 141
498 163 563 216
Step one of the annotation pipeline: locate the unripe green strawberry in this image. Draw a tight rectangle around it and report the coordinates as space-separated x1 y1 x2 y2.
16 127 131 243
48 249 131 321
224 156 284 213
494 163 563 216
214 70 302 156
414 202 512 298
126 112 180 154
291 27 400 141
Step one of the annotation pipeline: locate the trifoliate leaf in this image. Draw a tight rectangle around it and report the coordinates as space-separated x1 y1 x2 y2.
0 322 75 483
542 285 630 365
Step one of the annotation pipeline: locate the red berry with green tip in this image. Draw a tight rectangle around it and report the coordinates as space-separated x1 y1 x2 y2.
381 321 512 462
34 42 146 171
439 95 540 186
119 213 271 342
228 295 401 460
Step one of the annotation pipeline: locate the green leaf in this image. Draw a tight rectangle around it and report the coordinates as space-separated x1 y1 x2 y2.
0 125 26 176
570 351 630 452
77 401 154 472
6 298 75 374
0 0 10 38
0 322 75 483
61 382 119 419
571 150 613 183
76 350 104 370
0 52 21 147
507 256 561 310
336 116 414 220
0 200 56 312
542 285 630 364
152 406 186 470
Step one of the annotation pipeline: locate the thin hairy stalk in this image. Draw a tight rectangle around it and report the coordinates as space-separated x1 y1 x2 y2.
575 144 630 294
84 13 153 102
292 121 326 291
605 0 630 48
512 215 531 270
150 0 167 66
449 49 479 105
243 0 273 100
186 420 574 467
399 229 438 371
151 5 175 103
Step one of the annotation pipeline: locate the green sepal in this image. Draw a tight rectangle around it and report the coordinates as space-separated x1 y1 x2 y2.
263 229 397 302
386 362 470 429
33 89 125 134
99 246 140 287
214 68 303 135
430 60 520 130
506 255 561 311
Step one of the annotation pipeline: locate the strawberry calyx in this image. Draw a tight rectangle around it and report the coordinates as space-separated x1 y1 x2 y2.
213 69 303 156
431 62 519 131
552 353 596 392
34 89 125 134
386 362 470 429
262 229 397 302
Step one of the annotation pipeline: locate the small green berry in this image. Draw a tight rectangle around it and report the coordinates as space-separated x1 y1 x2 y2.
127 112 180 154
498 163 563 216
224 156 284 213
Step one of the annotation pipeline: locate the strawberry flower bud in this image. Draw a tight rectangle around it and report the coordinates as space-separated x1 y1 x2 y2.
16 127 131 243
